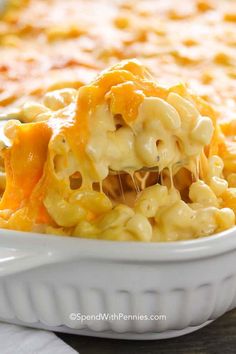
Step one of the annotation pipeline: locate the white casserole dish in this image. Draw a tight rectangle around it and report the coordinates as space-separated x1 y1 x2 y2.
0 228 236 340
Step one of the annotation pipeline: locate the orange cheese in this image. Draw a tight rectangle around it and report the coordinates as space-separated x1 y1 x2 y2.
0 122 52 217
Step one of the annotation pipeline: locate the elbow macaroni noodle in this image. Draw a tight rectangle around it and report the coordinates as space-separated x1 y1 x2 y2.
0 0 236 241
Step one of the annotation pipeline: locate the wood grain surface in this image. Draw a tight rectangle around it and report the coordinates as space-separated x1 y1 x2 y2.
57 308 236 354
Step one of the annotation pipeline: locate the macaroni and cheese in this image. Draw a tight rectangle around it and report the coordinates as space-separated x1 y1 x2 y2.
0 59 235 241
0 0 235 241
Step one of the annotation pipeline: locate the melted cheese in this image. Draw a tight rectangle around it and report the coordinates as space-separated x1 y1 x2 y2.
0 59 234 241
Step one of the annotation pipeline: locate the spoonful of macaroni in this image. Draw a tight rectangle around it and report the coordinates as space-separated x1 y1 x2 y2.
0 59 233 242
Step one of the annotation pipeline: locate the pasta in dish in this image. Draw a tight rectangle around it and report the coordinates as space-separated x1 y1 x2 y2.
0 59 235 241
0 0 236 241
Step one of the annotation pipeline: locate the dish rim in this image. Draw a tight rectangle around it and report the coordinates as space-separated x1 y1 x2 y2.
0 226 236 262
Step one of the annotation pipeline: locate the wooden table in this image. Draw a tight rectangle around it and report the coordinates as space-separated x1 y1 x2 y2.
57 308 236 354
